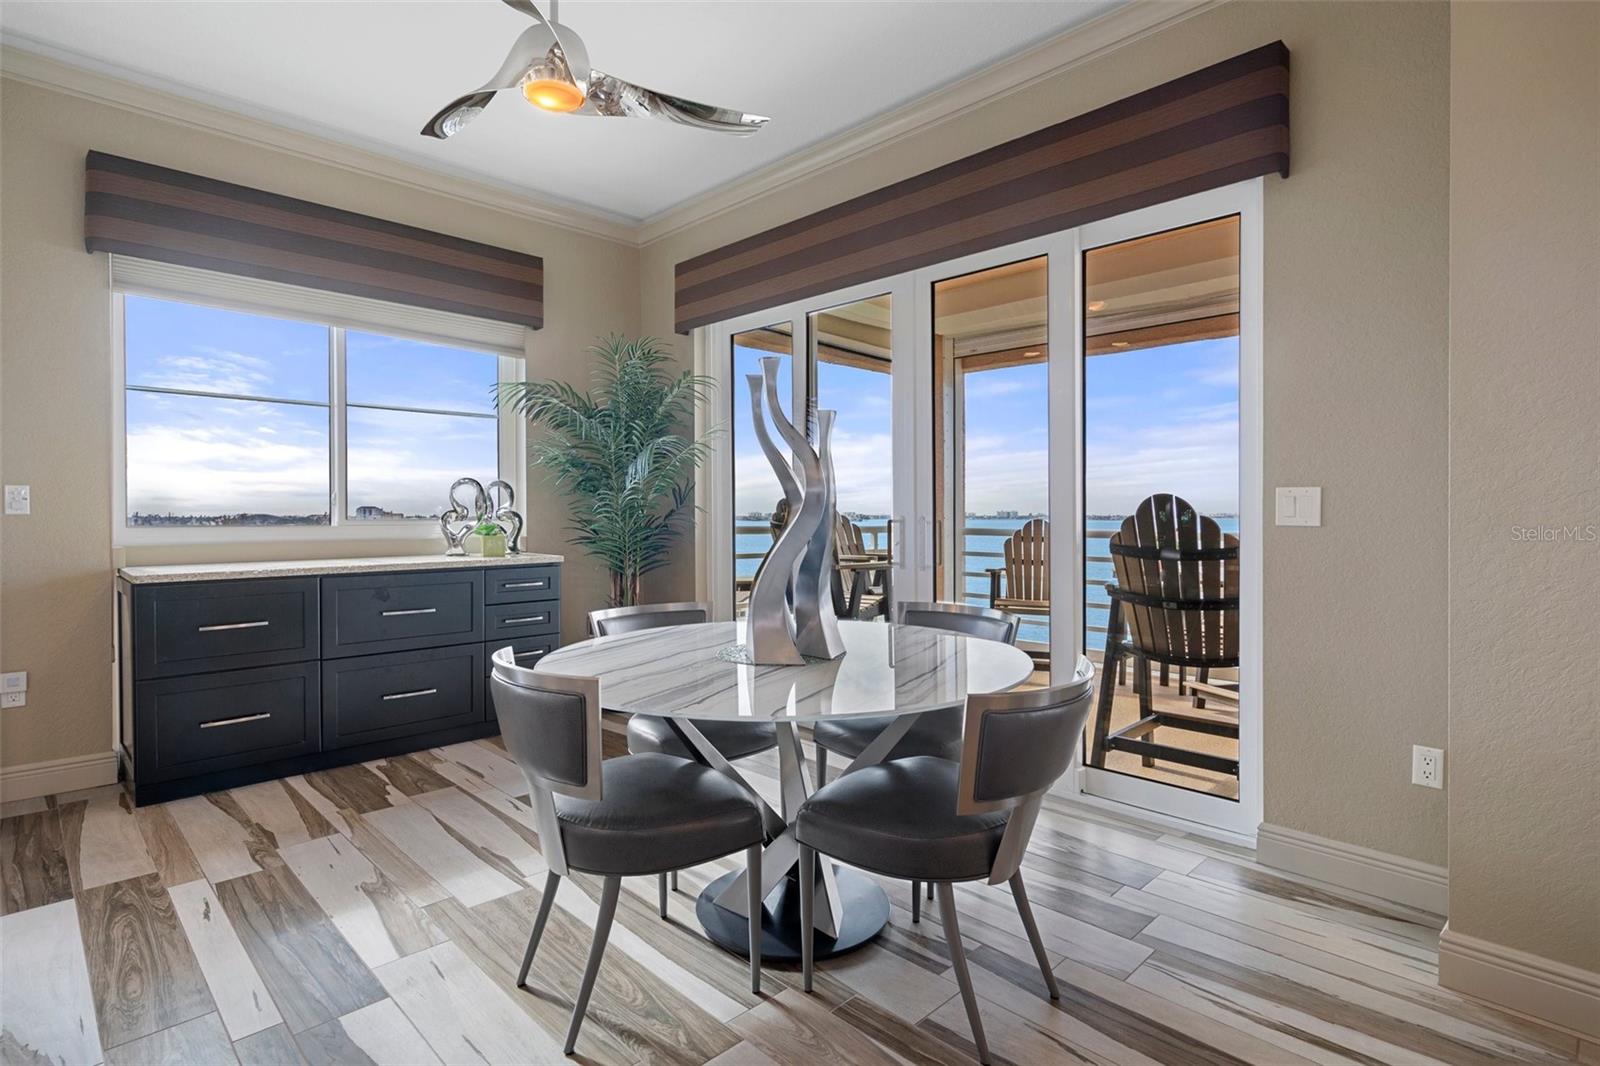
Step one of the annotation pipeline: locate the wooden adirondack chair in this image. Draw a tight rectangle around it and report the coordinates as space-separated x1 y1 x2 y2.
1088 494 1240 777
987 518 1051 619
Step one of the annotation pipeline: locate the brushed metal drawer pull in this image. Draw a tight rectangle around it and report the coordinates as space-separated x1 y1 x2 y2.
381 607 438 617
382 687 438 701
197 620 270 632
502 580 547 589
514 650 549 661
200 712 272 729
502 615 548 625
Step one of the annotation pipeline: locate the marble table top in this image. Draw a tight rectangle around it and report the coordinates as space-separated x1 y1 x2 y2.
120 552 563 585
537 620 1057 721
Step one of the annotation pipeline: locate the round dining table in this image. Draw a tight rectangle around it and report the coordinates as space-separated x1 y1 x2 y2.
537 618 1054 960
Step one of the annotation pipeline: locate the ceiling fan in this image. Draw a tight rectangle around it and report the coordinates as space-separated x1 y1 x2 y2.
422 0 769 139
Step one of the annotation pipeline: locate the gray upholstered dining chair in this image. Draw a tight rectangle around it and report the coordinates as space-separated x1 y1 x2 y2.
490 649 765 1055
588 601 778 908
812 599 1020 919
795 675 1094 1066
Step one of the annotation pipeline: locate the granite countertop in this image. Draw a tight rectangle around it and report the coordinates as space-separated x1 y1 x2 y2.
119 552 564 585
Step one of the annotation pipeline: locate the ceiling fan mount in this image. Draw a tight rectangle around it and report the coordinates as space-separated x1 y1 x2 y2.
422 0 769 140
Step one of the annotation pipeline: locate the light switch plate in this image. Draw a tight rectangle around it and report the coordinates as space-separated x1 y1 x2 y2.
3 485 29 515
0 672 25 693
1275 486 1321 526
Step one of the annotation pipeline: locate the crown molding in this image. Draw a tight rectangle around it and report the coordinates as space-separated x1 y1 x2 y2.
635 0 1223 247
0 40 639 245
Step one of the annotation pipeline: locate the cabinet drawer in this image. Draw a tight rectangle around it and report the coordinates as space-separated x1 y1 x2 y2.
484 565 561 604
483 634 562 675
322 570 482 657
483 601 559 641
322 645 483 749
134 663 319 782
134 579 318 679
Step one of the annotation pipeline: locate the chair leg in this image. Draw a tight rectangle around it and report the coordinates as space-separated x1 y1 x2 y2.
928 881 934 901
911 881 921 923
658 872 669 918
564 875 621 1055
936 882 990 1066
746 844 763 995
799 844 816 993
815 747 827 786
1009 871 1060 1000
517 871 560 988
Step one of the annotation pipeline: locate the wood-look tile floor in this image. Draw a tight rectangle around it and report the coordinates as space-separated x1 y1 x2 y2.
2 722 1592 1066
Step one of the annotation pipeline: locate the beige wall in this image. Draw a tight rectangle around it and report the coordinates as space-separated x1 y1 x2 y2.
1447 2 1599 972
0 77 641 769
642 1 1452 865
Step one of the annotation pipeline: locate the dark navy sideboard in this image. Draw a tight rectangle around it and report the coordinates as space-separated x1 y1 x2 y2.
116 554 562 805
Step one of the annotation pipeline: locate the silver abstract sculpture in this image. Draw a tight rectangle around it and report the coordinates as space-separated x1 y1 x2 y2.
440 477 491 556
487 479 525 553
743 357 845 664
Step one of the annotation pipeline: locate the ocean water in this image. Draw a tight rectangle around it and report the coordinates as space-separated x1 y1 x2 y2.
735 514 1240 646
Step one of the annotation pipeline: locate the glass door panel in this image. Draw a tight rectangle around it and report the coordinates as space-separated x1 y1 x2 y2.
1081 214 1245 804
931 256 1052 664
730 322 794 616
811 296 895 619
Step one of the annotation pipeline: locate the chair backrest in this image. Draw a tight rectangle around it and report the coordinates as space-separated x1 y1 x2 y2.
1000 518 1050 604
895 600 1021 645
834 513 866 557
956 673 1096 882
589 601 711 636
1107 494 1239 664
489 650 601 802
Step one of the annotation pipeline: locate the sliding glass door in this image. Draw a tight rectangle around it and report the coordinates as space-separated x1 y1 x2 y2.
1074 185 1262 835
705 278 915 619
702 181 1261 836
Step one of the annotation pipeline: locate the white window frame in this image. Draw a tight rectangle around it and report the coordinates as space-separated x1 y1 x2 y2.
693 178 1263 841
110 265 526 547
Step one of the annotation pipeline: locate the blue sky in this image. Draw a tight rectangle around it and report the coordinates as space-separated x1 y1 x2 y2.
124 295 497 519
731 334 1239 521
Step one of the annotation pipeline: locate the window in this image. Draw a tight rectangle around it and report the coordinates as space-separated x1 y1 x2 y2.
118 292 520 539
729 323 794 614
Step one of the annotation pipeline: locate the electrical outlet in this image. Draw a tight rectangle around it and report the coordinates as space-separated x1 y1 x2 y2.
3 485 29 515
0 692 25 710
1412 745 1444 789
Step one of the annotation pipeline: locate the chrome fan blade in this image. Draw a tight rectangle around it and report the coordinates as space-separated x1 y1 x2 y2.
421 22 556 138
498 0 590 90
582 71 768 134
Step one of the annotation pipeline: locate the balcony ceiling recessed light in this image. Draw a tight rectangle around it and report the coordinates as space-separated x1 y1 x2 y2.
1087 300 1108 312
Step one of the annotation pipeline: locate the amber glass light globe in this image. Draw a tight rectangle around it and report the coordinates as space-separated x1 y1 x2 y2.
521 55 585 113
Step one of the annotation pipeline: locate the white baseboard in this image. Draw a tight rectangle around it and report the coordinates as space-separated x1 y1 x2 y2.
0 751 120 802
1256 822 1448 915
1439 924 1600 1041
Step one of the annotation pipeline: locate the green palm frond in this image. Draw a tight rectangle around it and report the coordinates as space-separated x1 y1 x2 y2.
496 334 717 606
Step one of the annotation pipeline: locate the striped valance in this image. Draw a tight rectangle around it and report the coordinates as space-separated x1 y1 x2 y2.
675 41 1289 333
85 152 543 329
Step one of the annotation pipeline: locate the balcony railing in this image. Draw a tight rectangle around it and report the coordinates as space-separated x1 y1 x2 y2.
735 520 1117 641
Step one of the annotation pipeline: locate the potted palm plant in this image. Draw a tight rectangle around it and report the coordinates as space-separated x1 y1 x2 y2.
497 335 714 607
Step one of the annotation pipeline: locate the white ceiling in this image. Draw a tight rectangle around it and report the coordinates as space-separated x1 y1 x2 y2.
0 0 1121 225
